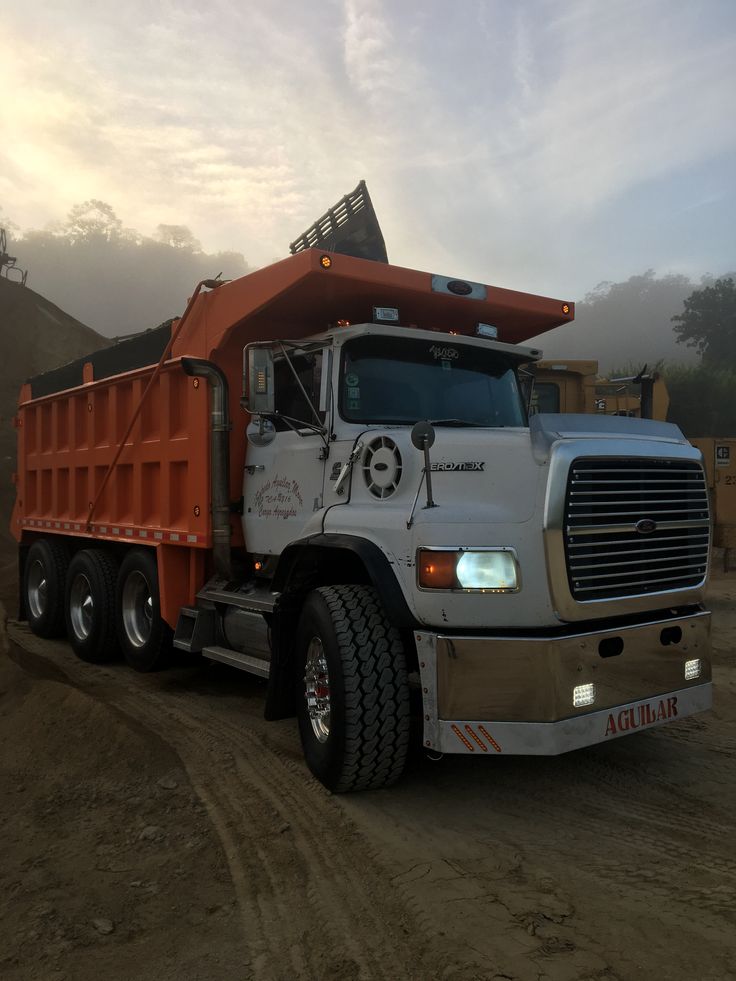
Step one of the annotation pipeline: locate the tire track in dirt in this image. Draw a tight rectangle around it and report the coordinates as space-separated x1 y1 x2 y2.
492 750 736 932
7 623 463 981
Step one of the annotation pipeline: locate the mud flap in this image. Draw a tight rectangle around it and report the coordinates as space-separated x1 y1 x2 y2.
264 599 299 720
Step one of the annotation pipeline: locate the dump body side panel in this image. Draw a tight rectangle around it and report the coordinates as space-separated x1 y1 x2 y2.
13 358 216 625
13 358 212 565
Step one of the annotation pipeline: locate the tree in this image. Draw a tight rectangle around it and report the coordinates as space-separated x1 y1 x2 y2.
664 362 736 437
533 269 698 369
65 199 123 243
672 277 736 364
155 224 202 252
0 205 20 237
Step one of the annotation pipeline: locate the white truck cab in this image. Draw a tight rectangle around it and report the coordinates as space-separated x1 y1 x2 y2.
238 320 711 774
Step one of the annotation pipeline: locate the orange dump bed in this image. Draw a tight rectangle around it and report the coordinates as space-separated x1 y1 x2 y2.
12 360 212 547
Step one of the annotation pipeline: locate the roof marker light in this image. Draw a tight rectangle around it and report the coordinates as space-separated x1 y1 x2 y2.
373 306 399 323
320 254 332 269
562 303 571 314
476 323 498 339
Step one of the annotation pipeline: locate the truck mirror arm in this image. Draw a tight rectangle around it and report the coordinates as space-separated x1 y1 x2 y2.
407 421 439 527
269 412 328 440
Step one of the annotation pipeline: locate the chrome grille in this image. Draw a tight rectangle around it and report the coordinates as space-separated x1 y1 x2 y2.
564 458 710 601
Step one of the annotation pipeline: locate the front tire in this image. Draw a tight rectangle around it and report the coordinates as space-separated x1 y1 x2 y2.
65 549 119 663
295 585 410 792
116 549 172 672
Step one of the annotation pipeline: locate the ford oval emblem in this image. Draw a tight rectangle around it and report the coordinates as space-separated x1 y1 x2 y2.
447 279 473 296
635 518 657 535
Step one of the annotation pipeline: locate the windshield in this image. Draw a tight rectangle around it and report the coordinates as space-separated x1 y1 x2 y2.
340 336 526 427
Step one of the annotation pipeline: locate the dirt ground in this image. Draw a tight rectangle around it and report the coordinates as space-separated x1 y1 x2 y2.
1 564 735 981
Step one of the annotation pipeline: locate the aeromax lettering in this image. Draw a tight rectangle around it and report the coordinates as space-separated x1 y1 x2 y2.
431 462 485 472
604 697 678 736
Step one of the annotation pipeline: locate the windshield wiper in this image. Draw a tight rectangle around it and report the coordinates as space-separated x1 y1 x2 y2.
428 418 490 428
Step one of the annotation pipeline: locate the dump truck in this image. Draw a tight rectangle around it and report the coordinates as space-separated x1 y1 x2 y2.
690 438 736 570
11 183 712 792
532 360 670 419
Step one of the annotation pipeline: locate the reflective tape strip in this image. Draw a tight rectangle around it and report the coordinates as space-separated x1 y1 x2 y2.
478 725 503 753
451 724 475 752
21 518 205 545
464 725 488 753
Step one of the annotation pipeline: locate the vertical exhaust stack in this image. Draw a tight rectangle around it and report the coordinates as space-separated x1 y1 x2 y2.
181 358 232 580
289 180 388 264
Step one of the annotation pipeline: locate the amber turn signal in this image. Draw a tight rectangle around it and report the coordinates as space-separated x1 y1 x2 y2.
418 550 457 589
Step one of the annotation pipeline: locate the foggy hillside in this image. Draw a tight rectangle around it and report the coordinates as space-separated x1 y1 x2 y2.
12 234 250 338
0 277 106 546
5 203 722 369
3 201 250 337
527 271 707 371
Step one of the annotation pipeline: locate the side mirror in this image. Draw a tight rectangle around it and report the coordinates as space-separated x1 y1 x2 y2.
244 346 275 415
410 420 435 450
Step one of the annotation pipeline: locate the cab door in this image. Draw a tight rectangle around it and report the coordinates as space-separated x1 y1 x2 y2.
243 348 328 556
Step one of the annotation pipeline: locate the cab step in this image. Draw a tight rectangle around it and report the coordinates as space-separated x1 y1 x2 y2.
202 645 271 679
174 606 215 653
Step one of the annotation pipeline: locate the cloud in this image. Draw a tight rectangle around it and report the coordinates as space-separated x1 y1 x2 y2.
1 0 734 297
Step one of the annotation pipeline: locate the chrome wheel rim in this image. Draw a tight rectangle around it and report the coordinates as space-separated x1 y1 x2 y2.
122 571 153 648
27 559 47 620
304 637 331 743
70 573 94 641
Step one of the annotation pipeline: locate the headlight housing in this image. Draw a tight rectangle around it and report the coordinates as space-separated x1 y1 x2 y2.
417 548 520 592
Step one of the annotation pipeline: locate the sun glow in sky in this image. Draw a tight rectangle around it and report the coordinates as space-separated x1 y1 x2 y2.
2 0 735 298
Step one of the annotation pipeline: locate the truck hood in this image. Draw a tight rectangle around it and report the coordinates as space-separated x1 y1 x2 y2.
346 426 543 526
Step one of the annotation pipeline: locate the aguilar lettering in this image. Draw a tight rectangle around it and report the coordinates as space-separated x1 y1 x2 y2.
605 697 679 736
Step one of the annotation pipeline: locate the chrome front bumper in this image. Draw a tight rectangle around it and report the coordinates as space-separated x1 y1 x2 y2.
414 610 711 756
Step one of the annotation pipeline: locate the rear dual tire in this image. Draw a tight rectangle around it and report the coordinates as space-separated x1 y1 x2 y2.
24 539 170 672
23 539 70 638
116 549 171 672
65 549 119 663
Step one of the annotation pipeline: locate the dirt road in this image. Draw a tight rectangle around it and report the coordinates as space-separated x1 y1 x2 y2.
2 577 735 981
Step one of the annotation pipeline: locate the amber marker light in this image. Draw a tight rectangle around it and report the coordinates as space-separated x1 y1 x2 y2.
562 303 571 314
320 254 332 269
337 319 351 327
418 550 457 589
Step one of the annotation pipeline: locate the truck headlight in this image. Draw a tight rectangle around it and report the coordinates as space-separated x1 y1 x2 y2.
417 548 519 592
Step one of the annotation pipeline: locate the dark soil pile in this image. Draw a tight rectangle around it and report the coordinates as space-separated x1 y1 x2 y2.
0 278 106 595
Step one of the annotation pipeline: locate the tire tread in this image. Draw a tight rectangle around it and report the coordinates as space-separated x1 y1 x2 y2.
24 538 70 638
66 548 119 662
316 584 410 792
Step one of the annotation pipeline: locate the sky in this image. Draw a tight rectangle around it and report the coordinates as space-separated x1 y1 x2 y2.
2 0 735 302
